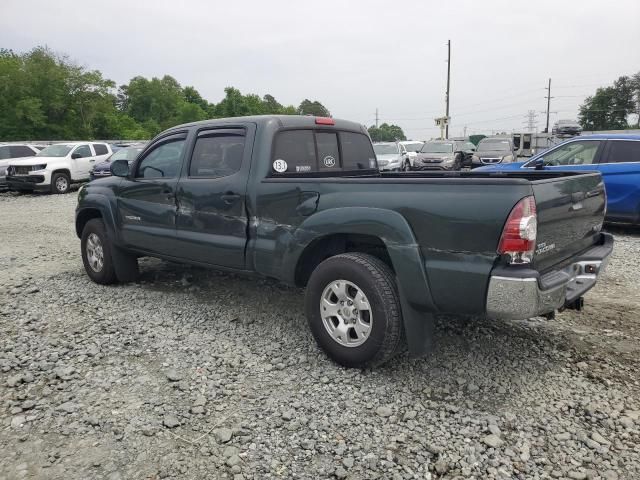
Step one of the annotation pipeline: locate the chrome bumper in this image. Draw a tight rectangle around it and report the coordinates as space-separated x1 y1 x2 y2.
486 234 613 319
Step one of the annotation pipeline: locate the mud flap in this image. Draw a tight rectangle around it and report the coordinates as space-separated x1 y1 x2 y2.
397 283 435 357
111 244 139 283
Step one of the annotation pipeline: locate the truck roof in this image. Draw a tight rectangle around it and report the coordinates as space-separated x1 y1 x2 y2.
169 115 367 134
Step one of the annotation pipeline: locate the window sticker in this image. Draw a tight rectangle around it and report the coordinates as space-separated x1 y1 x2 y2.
296 165 312 172
273 159 288 173
323 155 336 167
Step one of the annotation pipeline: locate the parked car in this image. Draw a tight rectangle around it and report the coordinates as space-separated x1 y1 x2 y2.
0 144 44 190
6 142 112 194
552 119 582 136
398 140 424 167
76 115 612 368
475 134 640 225
413 140 476 171
471 137 517 168
90 144 146 180
372 142 411 171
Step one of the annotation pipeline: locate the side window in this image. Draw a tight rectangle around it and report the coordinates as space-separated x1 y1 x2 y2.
0 146 10 160
74 145 92 158
340 132 377 170
10 146 36 157
136 139 185 179
542 141 600 166
316 132 340 171
189 133 245 177
93 144 109 155
272 130 316 173
605 141 640 164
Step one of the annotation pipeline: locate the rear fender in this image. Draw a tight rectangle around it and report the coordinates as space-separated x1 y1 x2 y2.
286 207 437 356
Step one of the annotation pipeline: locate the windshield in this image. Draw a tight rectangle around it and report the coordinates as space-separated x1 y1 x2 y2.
110 147 143 162
477 139 511 152
403 142 423 152
0 146 10 160
36 144 73 157
373 144 399 155
420 142 453 153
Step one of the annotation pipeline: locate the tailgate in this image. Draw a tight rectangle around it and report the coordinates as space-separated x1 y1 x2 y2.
531 172 606 272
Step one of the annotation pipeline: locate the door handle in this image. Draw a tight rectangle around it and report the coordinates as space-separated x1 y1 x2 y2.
221 193 241 204
89 159 95 162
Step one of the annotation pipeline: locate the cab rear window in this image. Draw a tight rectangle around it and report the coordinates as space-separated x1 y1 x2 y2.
271 129 376 174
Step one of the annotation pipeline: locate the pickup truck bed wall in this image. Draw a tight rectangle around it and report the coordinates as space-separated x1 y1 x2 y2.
76 115 611 366
253 172 605 315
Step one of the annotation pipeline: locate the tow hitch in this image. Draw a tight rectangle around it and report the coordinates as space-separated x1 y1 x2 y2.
565 297 585 311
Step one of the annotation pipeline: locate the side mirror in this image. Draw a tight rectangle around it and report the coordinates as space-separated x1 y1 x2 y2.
534 158 545 170
71 153 82 159
110 159 130 177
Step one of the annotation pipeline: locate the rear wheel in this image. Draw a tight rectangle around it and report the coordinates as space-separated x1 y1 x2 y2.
51 172 70 194
305 253 405 368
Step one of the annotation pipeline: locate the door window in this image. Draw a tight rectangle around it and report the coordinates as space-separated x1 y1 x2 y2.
604 141 640 163
136 139 185 179
93 144 109 155
541 141 601 166
189 133 245 177
74 145 92 158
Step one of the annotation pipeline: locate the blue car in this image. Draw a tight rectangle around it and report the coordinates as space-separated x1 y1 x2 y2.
475 134 640 225
89 144 146 181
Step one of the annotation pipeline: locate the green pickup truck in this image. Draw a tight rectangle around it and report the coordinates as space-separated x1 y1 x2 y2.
76 115 613 368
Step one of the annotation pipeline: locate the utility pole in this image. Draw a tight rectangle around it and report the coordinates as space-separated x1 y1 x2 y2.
463 125 467 137
445 40 451 139
375 108 379 128
544 78 552 133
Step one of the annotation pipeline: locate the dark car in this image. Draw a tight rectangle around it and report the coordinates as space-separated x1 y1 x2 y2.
90 144 145 180
76 115 611 368
552 119 582 136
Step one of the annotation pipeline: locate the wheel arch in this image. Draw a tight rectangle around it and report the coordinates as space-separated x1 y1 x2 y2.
287 207 438 356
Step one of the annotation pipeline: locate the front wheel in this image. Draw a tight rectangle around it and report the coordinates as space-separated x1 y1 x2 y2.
81 219 117 284
305 253 405 368
51 172 71 194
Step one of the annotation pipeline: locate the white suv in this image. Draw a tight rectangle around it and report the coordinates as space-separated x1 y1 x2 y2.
6 142 112 194
0 144 44 190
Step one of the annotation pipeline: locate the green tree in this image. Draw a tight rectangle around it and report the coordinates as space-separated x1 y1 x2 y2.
579 72 639 130
368 123 406 142
298 99 331 117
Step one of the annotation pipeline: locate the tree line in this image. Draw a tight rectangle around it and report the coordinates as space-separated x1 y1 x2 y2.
579 72 640 131
0 47 332 141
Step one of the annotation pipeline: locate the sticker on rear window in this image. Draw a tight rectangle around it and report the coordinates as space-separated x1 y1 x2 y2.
323 155 336 167
296 165 311 172
273 159 288 173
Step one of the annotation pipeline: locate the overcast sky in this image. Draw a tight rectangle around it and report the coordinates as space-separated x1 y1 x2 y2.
2 0 639 138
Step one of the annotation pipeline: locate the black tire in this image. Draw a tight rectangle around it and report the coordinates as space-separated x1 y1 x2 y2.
81 219 117 284
51 172 71 194
402 160 412 172
305 253 405 368
453 153 462 171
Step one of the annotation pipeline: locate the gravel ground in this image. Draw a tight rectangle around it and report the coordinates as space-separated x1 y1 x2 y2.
1 191 639 480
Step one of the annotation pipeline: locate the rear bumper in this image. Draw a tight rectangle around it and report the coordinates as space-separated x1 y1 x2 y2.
486 233 614 319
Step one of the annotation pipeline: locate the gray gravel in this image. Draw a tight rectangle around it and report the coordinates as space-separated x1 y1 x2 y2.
1 191 639 479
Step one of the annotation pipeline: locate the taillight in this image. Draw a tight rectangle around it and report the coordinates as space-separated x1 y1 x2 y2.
315 117 335 125
497 196 537 264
